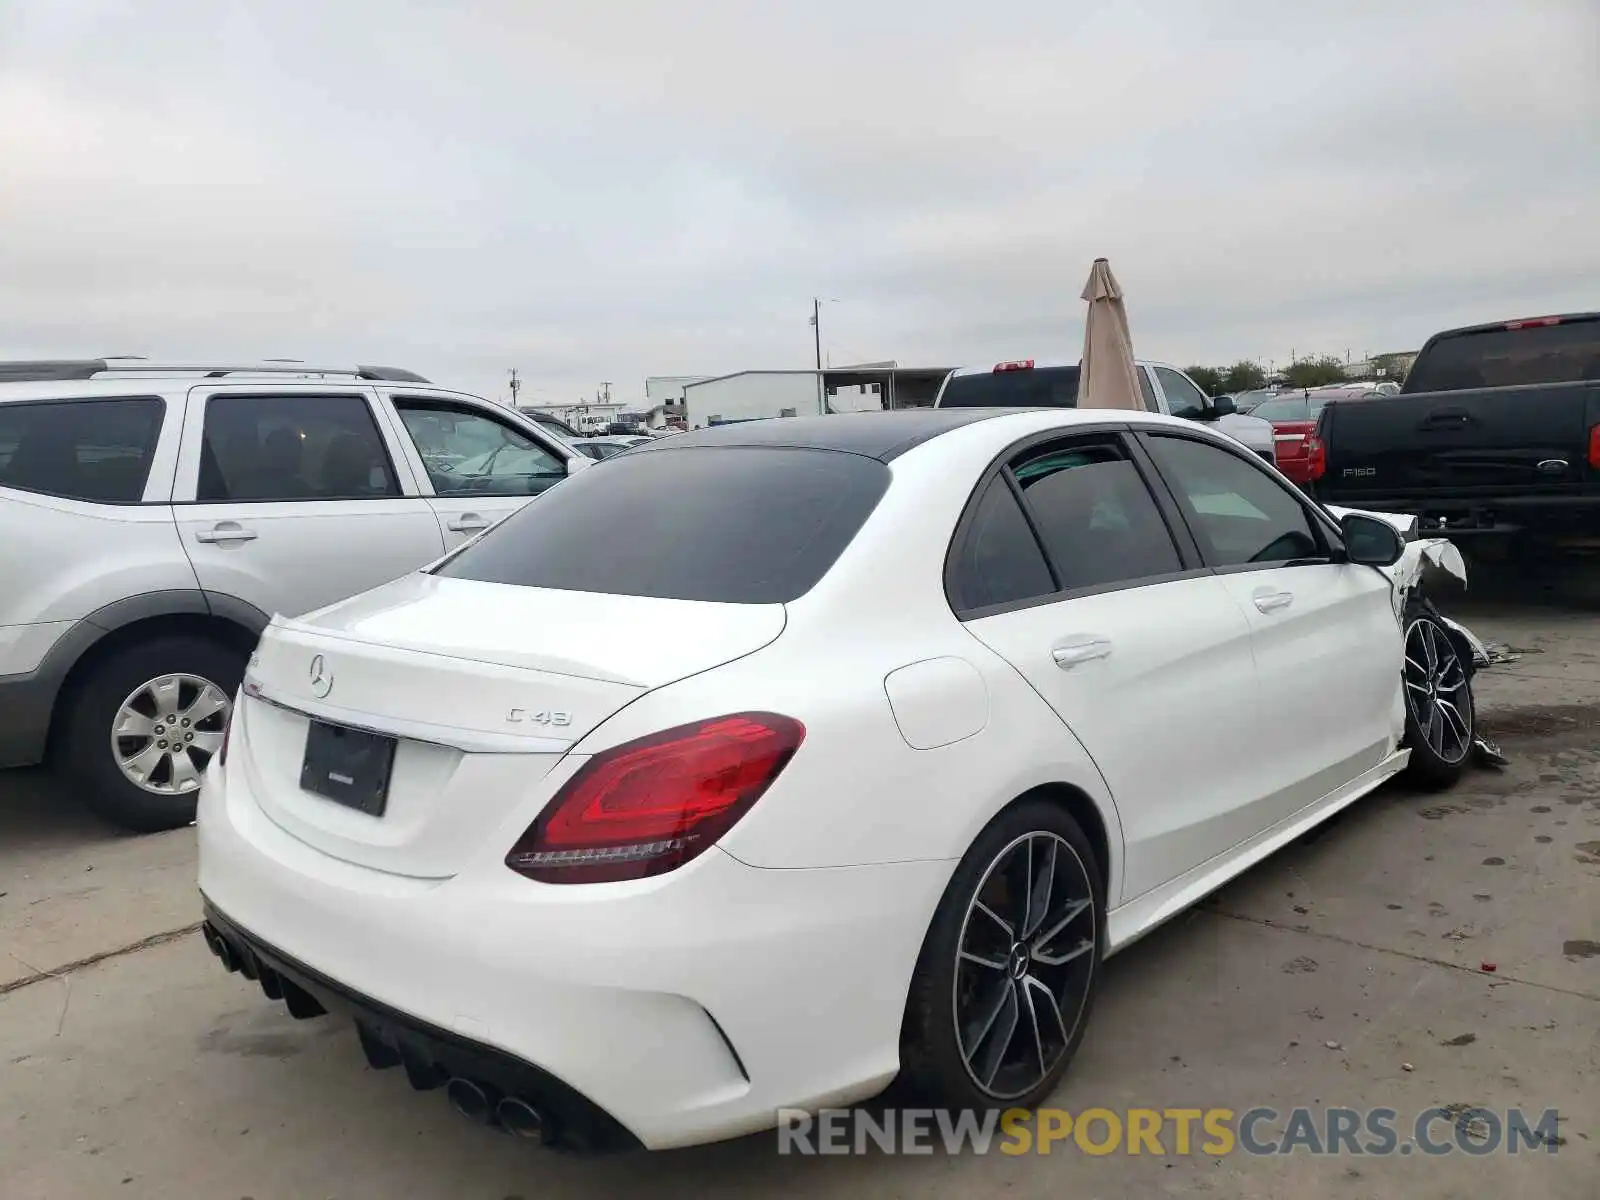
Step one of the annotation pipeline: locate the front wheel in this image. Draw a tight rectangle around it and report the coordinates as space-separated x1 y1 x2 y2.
62 634 247 832
900 800 1105 1110
1400 605 1475 790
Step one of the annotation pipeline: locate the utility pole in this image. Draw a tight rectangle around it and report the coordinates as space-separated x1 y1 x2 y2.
810 298 822 371
507 368 521 407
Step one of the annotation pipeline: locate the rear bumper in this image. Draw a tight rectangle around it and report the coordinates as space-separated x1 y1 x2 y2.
200 902 642 1153
196 754 953 1150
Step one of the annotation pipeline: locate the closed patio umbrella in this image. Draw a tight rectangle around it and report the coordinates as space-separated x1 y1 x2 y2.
1078 257 1143 411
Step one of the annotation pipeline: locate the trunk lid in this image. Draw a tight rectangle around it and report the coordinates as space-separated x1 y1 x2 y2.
236 573 786 878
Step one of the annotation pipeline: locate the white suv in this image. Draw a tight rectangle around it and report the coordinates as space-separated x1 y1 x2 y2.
0 360 587 832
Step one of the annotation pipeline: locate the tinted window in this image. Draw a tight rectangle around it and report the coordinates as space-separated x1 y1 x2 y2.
1404 318 1600 392
1012 438 1182 589
1153 367 1207 419
198 394 399 503
436 446 888 603
949 476 1056 612
0 397 163 504
939 366 1081 408
1145 434 1321 567
1250 396 1314 422
395 401 565 497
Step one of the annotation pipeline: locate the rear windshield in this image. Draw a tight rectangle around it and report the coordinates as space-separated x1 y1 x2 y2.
1250 396 1329 422
939 366 1082 408
1403 318 1600 393
434 446 890 603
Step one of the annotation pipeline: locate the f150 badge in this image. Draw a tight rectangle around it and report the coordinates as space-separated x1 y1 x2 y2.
507 709 572 727
1341 467 1377 478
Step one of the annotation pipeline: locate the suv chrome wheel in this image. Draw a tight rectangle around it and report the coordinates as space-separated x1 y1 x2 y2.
954 831 1097 1101
111 673 231 795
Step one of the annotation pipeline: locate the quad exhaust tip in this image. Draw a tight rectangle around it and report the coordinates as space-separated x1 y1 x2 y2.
445 1078 548 1140
496 1096 547 1140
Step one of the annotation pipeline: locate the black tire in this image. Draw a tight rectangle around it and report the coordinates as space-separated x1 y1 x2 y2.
62 634 247 833
900 799 1105 1111
1400 602 1475 790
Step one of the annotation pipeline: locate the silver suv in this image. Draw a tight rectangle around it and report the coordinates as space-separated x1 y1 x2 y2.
0 360 587 832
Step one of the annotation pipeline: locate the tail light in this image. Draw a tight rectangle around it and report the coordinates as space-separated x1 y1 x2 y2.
994 359 1035 373
1589 424 1600 469
506 712 805 884
1305 433 1327 481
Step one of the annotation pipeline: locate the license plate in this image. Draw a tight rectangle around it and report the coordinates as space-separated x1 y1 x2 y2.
300 720 396 816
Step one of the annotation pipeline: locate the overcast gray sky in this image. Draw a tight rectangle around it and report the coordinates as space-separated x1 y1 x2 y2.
2 0 1595 405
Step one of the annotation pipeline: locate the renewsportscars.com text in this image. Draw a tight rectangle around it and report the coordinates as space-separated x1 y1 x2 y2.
775 1106 1564 1157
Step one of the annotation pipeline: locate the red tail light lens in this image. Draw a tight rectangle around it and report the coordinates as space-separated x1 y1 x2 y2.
1589 424 1600 469
1306 434 1327 481
994 359 1035 373
506 713 805 884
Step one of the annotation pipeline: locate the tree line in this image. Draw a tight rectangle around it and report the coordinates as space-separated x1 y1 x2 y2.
1184 355 1353 397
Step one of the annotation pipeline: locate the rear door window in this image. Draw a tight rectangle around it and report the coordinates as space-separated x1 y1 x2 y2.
1011 437 1184 590
947 476 1057 613
435 446 889 603
197 394 400 503
0 397 164 503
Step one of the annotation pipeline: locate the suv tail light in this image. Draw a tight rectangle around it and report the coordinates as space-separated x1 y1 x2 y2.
1589 424 1600 469
1305 433 1327 481
994 359 1035 373
506 713 805 884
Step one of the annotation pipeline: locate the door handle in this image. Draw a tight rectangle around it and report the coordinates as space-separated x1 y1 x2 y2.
1419 408 1473 429
195 523 257 545
1253 590 1294 613
1051 636 1113 669
447 513 491 533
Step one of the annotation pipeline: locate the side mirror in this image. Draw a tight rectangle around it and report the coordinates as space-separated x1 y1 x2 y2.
1210 395 1237 417
1340 512 1404 567
566 455 589 475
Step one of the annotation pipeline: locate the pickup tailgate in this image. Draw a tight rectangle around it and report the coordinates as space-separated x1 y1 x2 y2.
1319 383 1600 501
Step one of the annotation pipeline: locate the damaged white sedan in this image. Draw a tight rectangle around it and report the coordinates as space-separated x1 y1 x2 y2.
199 408 1477 1153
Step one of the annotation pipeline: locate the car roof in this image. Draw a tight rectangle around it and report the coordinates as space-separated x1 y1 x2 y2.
944 358 1174 379
627 407 1209 464
630 410 1017 462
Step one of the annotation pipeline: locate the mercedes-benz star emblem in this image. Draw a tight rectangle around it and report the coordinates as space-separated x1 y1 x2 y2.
308 654 333 699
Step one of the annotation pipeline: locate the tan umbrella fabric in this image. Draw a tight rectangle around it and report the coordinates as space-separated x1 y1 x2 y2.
1078 257 1143 411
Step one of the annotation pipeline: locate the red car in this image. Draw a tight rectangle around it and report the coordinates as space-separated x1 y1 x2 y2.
1251 389 1361 484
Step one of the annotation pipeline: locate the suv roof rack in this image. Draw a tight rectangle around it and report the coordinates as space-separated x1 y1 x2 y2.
0 360 431 384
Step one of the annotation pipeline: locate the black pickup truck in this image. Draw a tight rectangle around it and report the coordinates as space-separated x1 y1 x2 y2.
1310 313 1600 549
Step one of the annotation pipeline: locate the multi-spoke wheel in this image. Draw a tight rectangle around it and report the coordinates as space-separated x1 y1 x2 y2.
62 634 248 833
1400 607 1475 789
901 801 1104 1109
111 673 231 795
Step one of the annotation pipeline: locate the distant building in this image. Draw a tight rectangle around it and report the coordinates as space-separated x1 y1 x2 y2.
677 364 953 429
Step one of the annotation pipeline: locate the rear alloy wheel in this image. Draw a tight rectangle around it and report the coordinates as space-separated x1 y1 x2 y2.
1401 610 1474 789
901 801 1104 1110
63 635 247 833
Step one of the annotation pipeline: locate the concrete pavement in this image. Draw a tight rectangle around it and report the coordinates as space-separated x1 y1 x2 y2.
2 604 1596 1199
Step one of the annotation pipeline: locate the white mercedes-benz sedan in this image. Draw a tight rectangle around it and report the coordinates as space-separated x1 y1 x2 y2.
198 407 1477 1153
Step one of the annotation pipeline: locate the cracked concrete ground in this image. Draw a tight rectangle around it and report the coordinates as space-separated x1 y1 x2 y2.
2 591 1596 1199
